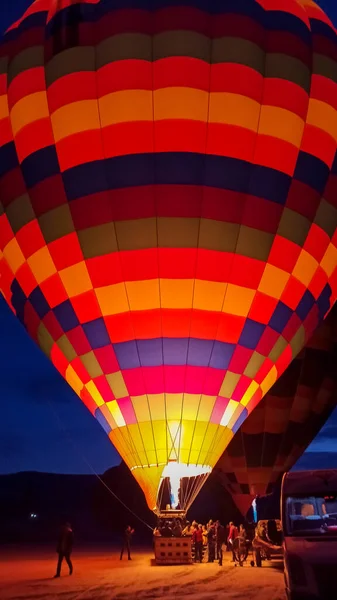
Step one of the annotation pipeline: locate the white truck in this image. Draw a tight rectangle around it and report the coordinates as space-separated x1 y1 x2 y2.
281 469 337 600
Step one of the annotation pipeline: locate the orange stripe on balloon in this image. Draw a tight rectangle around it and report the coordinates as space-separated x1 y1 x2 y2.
10 91 49 136
51 99 101 143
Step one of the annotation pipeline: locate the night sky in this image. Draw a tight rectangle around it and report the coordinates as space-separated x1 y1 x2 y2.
1 0 337 476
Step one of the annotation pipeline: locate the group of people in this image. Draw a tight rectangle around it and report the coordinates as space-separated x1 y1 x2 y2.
153 518 248 565
53 518 249 576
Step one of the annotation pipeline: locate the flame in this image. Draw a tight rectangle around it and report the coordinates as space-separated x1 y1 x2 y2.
161 462 212 509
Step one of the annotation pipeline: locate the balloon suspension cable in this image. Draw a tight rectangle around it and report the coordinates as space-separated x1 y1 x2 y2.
47 399 154 531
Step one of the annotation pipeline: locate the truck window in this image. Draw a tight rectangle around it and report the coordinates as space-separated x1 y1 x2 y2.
284 494 337 536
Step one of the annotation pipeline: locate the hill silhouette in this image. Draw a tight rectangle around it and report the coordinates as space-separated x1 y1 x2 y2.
0 463 254 544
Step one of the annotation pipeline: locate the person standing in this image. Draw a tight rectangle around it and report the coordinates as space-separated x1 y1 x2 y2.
215 520 226 566
227 521 238 562
192 524 204 563
202 525 208 561
54 522 74 578
120 525 135 560
207 522 216 562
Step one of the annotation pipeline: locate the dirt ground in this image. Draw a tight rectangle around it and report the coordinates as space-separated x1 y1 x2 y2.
0 546 286 600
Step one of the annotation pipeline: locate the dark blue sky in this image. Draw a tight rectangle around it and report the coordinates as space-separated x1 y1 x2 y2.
1 0 337 476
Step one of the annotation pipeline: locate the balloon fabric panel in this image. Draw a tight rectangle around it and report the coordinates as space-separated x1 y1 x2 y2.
1 0 337 512
216 304 337 504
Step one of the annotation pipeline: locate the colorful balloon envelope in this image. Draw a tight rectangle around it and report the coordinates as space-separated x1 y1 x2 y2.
1 0 337 514
215 305 337 516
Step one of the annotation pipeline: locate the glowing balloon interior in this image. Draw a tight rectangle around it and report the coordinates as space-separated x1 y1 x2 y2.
1 0 337 514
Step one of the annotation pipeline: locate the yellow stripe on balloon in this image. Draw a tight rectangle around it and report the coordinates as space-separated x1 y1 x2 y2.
85 380 105 407
307 99 337 142
240 381 259 407
220 400 239 426
228 404 245 430
10 91 49 136
154 87 208 121
100 403 118 430
166 394 183 420
222 284 256 317
50 89 270 138
209 92 260 130
260 365 278 396
99 90 153 127
125 279 160 311
259 106 304 146
95 283 129 316
198 395 217 421
160 278 195 309
51 100 101 142
131 395 151 422
44 89 309 148
147 396 166 422
194 279 226 312
106 400 126 427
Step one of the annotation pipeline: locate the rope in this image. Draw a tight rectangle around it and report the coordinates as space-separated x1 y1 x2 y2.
47 399 154 531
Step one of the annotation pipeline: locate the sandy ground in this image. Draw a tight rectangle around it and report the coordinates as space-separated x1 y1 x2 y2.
0 547 286 600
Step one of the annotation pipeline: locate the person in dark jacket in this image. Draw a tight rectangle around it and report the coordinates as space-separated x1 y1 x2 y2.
120 525 135 560
54 522 73 578
215 520 226 566
172 519 182 537
207 523 216 562
159 521 173 537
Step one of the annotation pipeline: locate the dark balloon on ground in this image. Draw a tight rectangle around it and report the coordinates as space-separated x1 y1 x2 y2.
216 305 337 515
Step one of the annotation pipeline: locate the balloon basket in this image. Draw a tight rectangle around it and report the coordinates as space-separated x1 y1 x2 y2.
154 536 193 565
157 510 186 521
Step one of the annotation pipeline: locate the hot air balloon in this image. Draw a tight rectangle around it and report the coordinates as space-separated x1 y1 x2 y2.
215 304 337 517
1 0 337 516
